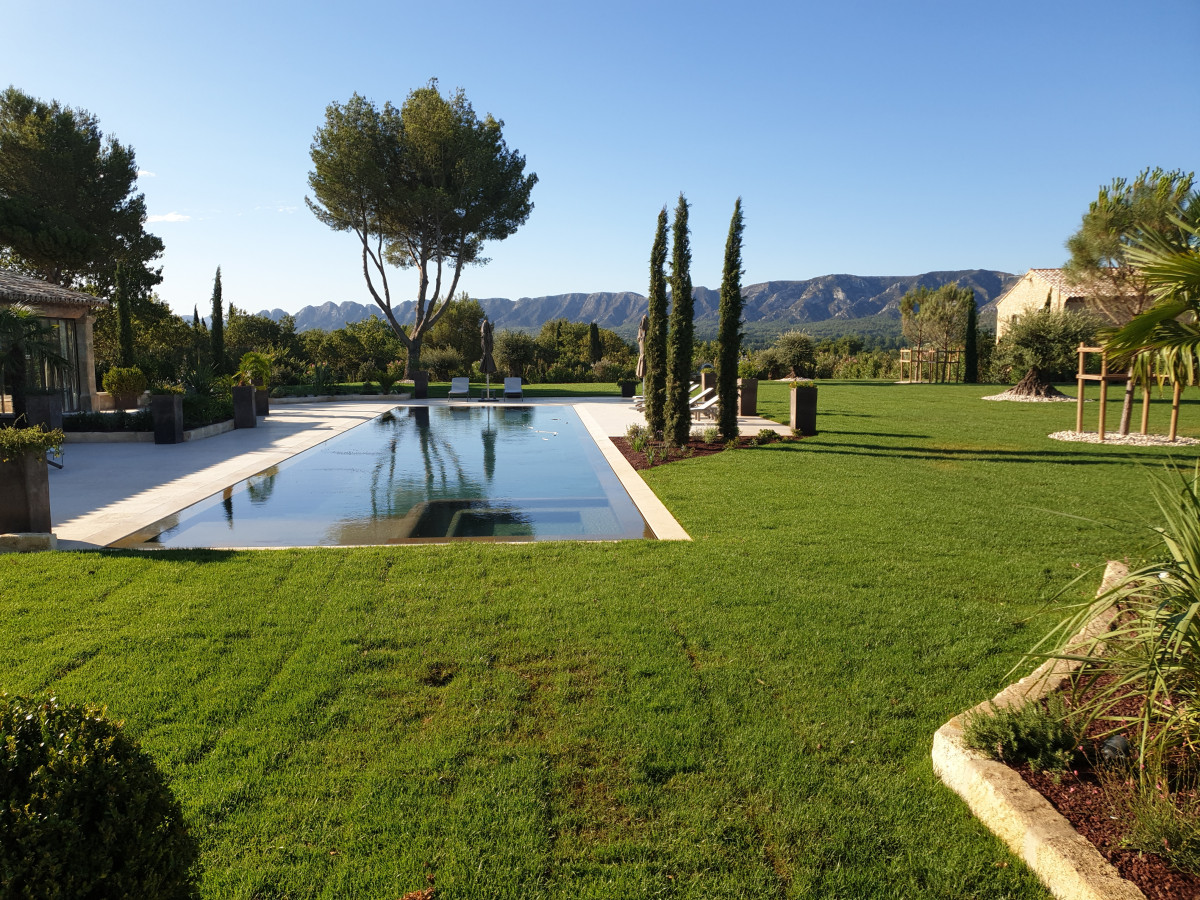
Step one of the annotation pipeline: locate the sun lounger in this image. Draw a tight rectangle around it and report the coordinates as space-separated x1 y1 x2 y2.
690 391 720 420
634 381 701 409
503 377 523 400
448 377 470 399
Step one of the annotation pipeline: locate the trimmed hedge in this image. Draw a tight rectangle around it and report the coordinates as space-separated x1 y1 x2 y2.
0 694 199 898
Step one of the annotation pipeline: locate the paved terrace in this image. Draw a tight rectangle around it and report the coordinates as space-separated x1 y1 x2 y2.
47 397 789 549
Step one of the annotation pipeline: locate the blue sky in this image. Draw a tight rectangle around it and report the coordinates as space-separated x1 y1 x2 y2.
5 0 1198 316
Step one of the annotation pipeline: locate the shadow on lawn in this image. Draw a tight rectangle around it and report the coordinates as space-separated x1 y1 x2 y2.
776 439 1199 467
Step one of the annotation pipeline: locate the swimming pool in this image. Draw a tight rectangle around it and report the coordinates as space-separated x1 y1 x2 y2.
113 405 652 548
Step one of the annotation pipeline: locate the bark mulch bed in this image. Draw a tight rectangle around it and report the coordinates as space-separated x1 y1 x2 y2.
611 434 799 470
1006 683 1199 899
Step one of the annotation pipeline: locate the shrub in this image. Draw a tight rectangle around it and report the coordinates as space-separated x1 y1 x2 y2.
101 366 147 398
702 425 720 443
181 395 233 430
963 695 1081 773
422 346 464 381
756 428 779 444
378 371 397 394
625 422 647 441
0 694 199 898
62 410 153 433
1112 777 1200 875
0 424 64 461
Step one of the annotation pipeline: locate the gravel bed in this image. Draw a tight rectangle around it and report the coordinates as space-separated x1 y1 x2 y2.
1048 430 1200 446
981 390 1076 402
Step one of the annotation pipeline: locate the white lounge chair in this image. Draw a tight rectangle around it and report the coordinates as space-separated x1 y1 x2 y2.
690 391 720 420
633 381 701 409
503 377 523 400
448 377 470 399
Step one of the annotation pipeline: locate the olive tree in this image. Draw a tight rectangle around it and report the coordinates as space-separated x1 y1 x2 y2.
992 308 1098 397
306 82 537 377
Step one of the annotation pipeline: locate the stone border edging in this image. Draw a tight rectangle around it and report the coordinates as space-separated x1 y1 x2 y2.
932 561 1145 900
269 392 411 404
64 420 236 444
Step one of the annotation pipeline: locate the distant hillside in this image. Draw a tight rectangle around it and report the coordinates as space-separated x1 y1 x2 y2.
255 269 1016 340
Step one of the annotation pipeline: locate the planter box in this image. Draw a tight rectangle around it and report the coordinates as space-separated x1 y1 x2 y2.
0 450 52 534
790 385 818 435
700 371 717 394
255 388 269 416
619 381 637 398
737 378 758 416
26 394 64 430
232 385 257 429
151 394 185 444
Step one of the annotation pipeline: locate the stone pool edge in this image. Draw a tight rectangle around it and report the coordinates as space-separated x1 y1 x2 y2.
931 561 1145 900
573 404 691 542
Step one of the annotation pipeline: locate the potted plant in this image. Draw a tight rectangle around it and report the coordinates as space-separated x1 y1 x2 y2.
102 366 147 411
231 360 259 429
25 389 63 431
0 424 63 534
237 352 273 416
789 379 818 435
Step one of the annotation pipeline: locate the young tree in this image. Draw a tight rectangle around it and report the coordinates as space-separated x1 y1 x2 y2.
1065 168 1196 433
665 195 693 447
0 87 163 294
588 322 602 366
717 198 744 440
210 267 225 374
494 329 538 378
963 289 979 383
114 262 135 368
306 82 537 377
774 331 816 377
993 308 1098 397
644 208 669 437
899 285 932 381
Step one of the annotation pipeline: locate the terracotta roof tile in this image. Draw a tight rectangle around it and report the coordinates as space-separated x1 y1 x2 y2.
0 270 108 307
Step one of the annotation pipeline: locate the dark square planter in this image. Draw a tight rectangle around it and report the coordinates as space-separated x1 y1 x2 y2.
232 385 257 428
790 385 818 435
151 394 185 444
737 378 758 416
619 381 637 398
255 388 269 416
0 450 52 533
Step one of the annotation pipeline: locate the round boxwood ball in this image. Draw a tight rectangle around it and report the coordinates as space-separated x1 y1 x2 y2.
0 694 199 899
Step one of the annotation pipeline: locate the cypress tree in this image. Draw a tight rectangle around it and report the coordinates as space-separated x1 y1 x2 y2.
665 194 693 447
115 262 135 368
210 267 225 374
716 198 744 441
192 305 201 331
963 288 978 383
644 208 669 437
588 322 602 365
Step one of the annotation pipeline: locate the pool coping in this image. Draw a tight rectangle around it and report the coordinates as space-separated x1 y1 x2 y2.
54 400 688 549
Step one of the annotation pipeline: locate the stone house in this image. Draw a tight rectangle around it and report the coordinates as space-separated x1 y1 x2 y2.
0 270 108 413
993 268 1146 340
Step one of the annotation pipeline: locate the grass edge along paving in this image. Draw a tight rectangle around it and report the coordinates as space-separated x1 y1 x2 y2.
3 381 1199 899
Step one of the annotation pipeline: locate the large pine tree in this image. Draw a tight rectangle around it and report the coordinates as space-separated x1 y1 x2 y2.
665 194 693 447
717 198 744 440
644 208 669 437
210 267 225 374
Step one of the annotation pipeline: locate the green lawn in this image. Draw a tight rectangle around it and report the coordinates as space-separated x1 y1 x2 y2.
4 382 1199 898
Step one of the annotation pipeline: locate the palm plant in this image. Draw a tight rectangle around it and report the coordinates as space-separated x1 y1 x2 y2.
1029 462 1200 781
235 351 273 388
0 303 68 425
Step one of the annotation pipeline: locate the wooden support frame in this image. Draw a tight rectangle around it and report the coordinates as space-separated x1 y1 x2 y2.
1076 344 1184 442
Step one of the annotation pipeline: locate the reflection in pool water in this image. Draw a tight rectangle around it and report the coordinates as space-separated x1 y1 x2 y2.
114 405 651 548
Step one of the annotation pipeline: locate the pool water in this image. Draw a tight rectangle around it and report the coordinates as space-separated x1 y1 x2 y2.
113 405 652 548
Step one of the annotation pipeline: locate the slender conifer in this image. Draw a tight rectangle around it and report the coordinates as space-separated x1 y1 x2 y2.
588 322 602 365
717 198 744 440
665 194 694 447
645 208 669 437
963 289 978 383
210 267 225 373
115 262 135 368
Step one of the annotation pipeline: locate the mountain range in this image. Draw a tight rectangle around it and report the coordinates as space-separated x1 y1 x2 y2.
254 269 1016 337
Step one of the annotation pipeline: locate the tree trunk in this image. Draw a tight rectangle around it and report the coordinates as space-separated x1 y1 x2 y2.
405 338 423 380
1010 367 1070 399
1117 365 1135 435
